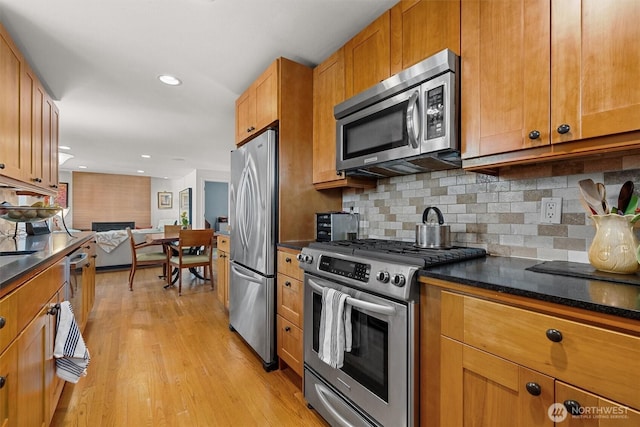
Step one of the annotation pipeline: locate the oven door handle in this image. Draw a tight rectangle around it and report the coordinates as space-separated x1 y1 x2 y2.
307 278 396 316
314 382 356 427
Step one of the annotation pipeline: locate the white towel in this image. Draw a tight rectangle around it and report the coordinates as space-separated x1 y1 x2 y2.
54 301 90 383
317 288 352 369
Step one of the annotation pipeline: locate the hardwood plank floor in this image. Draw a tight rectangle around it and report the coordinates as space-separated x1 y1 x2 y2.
51 267 328 426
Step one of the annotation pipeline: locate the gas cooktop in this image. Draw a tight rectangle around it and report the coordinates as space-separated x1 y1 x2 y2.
309 238 487 268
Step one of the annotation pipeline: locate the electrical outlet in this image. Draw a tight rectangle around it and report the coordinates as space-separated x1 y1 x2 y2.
540 197 562 224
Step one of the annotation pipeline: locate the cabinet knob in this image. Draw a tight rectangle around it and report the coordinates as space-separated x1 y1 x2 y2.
545 328 563 342
246 126 255 133
50 184 58 189
525 382 542 396
285 257 292 263
285 326 291 332
563 400 581 416
32 177 42 183
557 124 571 134
285 281 291 287
528 130 541 140
336 170 343 176
0 163 4 169
47 304 60 315
0 376 5 389
0 317 5 329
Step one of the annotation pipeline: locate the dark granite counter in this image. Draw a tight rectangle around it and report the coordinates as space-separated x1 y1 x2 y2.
0 231 95 296
277 240 315 251
419 255 640 320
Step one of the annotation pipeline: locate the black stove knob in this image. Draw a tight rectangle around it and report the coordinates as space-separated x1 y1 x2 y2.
296 253 313 264
376 271 390 283
391 274 406 287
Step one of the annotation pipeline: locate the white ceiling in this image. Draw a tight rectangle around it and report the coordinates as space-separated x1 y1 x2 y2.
0 0 397 179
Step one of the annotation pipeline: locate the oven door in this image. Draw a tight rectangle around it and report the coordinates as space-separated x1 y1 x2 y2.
304 274 415 427
336 87 421 172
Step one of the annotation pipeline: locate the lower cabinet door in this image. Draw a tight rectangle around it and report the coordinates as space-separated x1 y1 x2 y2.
17 306 48 427
277 315 303 376
0 340 17 426
441 336 555 427
555 382 640 426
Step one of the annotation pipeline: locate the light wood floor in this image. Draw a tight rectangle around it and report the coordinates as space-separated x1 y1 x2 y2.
51 266 328 426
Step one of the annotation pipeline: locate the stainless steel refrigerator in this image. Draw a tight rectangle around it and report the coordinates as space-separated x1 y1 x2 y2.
229 128 278 371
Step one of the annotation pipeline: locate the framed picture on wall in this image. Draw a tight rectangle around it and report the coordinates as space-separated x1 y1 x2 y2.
158 191 172 209
179 188 192 226
55 182 69 208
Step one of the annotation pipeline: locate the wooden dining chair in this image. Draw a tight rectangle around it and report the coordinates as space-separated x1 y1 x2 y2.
126 227 169 291
167 229 215 295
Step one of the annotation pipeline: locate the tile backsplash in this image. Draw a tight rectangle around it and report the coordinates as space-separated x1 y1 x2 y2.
342 155 640 263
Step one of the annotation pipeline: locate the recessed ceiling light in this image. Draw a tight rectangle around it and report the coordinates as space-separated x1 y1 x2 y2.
78 165 87 169
158 74 182 86
141 154 151 158
137 170 145 174
59 145 71 150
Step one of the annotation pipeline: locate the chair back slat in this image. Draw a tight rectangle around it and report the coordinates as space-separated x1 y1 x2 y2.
178 229 214 248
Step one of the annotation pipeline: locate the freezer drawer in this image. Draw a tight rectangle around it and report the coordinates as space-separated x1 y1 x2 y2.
229 261 276 369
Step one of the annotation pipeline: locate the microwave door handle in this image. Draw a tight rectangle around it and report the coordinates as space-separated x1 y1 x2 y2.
314 382 357 427
406 90 420 149
307 278 396 316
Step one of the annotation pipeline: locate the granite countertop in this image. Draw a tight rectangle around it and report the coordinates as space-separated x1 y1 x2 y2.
278 240 316 251
419 255 640 320
0 231 95 295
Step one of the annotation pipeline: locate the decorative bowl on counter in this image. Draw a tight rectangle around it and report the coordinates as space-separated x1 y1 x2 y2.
0 206 62 223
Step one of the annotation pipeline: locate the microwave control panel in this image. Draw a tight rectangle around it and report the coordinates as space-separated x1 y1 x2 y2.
425 84 445 140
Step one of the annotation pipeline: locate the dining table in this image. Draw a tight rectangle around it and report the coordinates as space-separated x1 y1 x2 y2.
145 230 209 286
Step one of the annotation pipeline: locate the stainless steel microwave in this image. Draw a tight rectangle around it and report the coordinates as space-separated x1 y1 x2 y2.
335 49 461 178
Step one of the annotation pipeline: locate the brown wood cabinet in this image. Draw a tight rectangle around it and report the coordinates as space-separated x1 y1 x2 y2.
16 259 67 426
0 24 24 182
0 21 59 195
235 60 278 144
235 57 342 242
421 281 640 427
344 11 392 100
312 49 376 190
389 0 460 72
276 248 304 377
311 1 461 189
461 0 640 169
0 340 17 425
216 234 230 310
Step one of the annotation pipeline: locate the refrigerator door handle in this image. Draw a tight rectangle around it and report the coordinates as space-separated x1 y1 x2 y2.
231 264 263 284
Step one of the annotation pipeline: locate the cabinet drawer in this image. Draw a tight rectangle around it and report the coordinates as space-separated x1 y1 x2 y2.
0 292 18 355
277 273 303 327
16 260 66 334
277 250 302 281
216 235 230 253
444 293 640 410
277 315 303 377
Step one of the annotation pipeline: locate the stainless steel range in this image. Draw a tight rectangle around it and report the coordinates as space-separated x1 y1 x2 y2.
298 239 486 427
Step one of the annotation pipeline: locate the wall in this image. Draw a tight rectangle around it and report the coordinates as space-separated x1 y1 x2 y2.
204 181 229 230
343 154 640 263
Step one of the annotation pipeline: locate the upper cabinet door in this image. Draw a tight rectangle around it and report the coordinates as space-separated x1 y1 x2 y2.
390 0 461 74
235 60 279 145
0 29 22 181
344 11 391 98
254 60 278 132
461 0 551 159
313 49 345 185
551 0 640 144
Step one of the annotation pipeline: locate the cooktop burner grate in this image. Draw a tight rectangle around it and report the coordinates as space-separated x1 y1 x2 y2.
309 239 486 268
